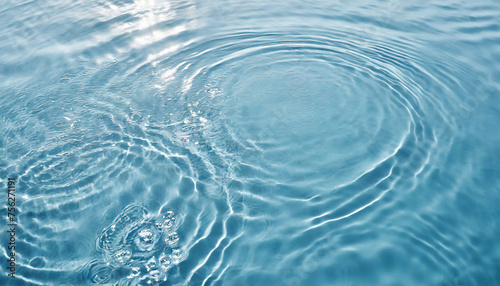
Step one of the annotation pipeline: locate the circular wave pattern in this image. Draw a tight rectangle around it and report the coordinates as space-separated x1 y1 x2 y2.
149 29 447 207
1 0 500 285
113 21 492 285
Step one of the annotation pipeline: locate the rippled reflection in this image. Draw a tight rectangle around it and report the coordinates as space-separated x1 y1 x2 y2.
91 205 183 284
1 0 500 285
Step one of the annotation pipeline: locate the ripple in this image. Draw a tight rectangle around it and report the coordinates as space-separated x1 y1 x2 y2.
91 205 184 284
143 27 451 226
2 0 500 285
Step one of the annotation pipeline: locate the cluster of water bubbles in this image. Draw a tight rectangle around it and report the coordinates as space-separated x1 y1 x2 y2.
92 205 184 284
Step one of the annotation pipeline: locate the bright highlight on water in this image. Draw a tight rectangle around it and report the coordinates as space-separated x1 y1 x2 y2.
1 0 499 285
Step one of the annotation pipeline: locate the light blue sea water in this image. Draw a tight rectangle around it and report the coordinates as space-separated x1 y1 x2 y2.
1 0 500 285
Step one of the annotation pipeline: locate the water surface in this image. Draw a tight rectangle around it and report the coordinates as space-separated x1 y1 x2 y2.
1 0 500 285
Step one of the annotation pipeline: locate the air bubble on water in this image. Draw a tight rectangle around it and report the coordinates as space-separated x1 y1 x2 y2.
145 256 157 271
134 226 158 251
159 253 173 269
165 232 179 246
127 267 141 279
155 211 176 231
170 247 183 263
155 221 162 229
114 249 131 263
139 229 154 241
149 269 161 281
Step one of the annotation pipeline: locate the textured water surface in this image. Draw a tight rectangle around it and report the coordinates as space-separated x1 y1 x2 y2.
1 0 500 285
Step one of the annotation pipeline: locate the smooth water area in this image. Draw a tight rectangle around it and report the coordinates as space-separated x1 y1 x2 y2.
1 0 500 285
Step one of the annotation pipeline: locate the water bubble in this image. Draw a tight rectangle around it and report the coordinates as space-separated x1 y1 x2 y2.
155 211 177 231
170 247 184 264
165 232 179 246
159 253 173 269
149 269 162 281
127 266 141 279
134 226 158 251
114 249 131 264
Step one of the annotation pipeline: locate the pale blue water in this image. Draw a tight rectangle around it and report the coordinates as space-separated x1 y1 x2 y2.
1 0 500 285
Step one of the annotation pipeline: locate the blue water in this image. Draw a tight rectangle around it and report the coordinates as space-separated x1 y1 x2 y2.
1 0 500 285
